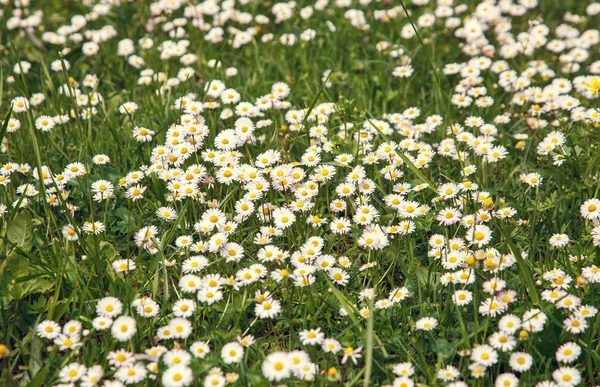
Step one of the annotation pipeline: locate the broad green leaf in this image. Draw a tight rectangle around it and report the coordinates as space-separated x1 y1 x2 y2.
434 338 455 361
99 241 119 261
4 251 30 283
7 211 33 250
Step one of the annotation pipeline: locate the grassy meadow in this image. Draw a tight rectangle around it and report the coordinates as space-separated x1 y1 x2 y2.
1 0 600 386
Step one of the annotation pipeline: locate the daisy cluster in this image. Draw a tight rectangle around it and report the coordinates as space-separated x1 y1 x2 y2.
2 0 600 386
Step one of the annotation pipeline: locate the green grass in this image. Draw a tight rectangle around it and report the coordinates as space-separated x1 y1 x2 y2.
1 0 600 386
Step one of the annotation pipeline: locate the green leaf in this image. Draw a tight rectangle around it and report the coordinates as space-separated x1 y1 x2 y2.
0 106 13 147
363 299 375 387
407 265 435 288
99 241 119 261
434 338 455 361
0 370 19 387
27 365 50 387
31 295 47 313
51 299 70 321
496 220 540 305
15 280 53 299
6 211 33 250
28 333 45 384
4 250 30 282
